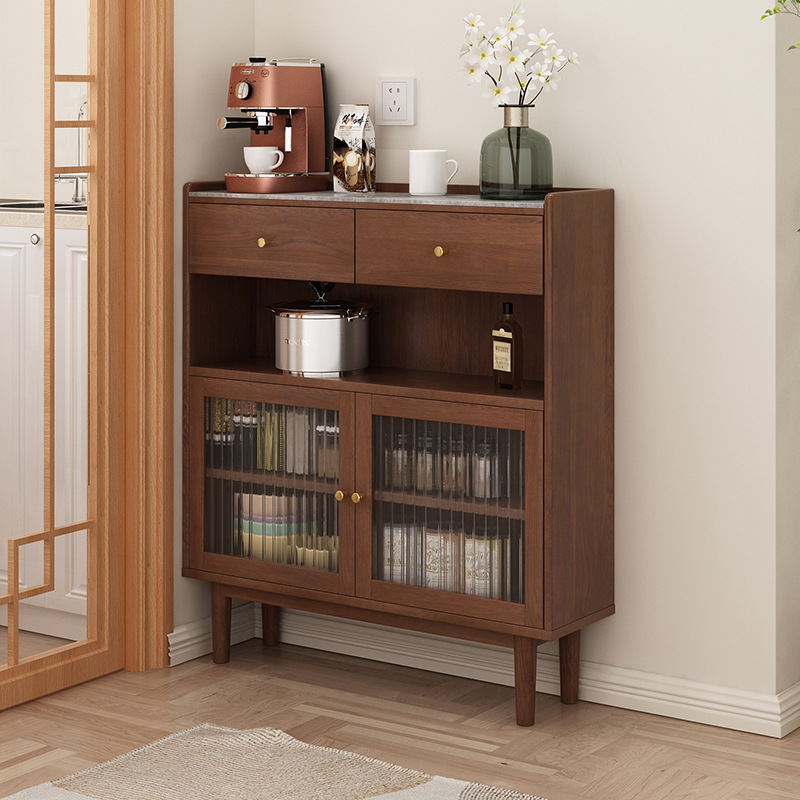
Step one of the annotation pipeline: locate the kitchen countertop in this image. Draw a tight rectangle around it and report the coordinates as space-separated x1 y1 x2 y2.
0 210 87 229
189 189 546 210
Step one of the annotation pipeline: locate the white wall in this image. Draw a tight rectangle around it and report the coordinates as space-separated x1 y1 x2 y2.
776 13 800 692
173 0 254 623
0 0 87 202
0 2 43 200
174 0 800 713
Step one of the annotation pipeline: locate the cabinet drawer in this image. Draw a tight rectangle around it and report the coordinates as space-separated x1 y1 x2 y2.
356 210 543 294
188 203 355 282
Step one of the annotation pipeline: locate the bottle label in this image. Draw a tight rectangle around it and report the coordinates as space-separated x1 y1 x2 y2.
493 340 512 372
492 329 512 339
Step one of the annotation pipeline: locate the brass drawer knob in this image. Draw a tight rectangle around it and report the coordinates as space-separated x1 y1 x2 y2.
350 492 365 504
257 237 271 248
334 490 349 502
433 246 448 258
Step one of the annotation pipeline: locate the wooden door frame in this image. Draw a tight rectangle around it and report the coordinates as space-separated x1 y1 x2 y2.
120 0 174 671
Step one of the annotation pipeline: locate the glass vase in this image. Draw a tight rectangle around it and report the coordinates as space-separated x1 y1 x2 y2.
479 105 553 201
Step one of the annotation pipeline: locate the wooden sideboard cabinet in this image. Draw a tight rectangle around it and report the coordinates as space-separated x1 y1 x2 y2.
182 183 614 726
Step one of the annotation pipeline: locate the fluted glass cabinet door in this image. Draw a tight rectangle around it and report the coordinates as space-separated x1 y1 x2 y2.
189 378 356 594
356 395 543 627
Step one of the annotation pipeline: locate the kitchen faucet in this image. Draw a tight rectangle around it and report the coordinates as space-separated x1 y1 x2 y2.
55 99 88 204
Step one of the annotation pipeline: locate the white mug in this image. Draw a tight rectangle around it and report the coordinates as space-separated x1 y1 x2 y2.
244 146 285 174
408 149 459 196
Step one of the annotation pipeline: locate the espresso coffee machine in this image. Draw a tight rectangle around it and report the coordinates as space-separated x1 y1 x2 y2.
218 57 330 193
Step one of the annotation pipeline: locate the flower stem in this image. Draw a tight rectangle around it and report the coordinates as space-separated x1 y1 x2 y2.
506 125 520 190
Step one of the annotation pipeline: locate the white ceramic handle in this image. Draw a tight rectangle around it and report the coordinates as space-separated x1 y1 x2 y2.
271 150 285 170
446 159 459 184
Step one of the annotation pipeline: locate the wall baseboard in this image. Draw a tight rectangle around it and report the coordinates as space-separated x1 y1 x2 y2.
167 601 257 665
168 605 800 738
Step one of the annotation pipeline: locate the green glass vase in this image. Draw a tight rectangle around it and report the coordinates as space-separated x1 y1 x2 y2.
479 105 553 200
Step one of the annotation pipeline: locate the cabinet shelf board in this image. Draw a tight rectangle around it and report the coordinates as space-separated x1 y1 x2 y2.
188 360 545 410
374 491 525 520
204 468 336 493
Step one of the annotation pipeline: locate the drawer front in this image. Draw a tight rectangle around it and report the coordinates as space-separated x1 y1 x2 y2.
356 209 543 294
188 203 355 282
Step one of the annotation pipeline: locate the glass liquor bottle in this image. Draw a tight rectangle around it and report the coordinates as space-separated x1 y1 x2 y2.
492 302 523 390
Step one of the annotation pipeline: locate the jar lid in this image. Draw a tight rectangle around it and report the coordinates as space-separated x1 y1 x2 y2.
269 300 372 320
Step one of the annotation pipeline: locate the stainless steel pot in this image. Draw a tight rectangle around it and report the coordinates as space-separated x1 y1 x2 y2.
270 300 371 377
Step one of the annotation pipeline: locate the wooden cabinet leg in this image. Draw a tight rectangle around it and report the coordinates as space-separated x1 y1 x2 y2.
262 604 280 646
211 584 232 664
514 636 539 726
559 630 580 704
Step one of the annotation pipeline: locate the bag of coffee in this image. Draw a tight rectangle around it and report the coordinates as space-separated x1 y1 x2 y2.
332 104 376 193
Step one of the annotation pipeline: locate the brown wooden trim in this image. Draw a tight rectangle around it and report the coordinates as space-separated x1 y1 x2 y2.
543 189 615 631
367 395 528 430
354 394 374 598
212 581 516 648
514 636 540 725
187 363 545 411
211 583 232 663
122 0 174 670
559 629 580 704
523 411 544 629
185 571 611 641
262 605 280 646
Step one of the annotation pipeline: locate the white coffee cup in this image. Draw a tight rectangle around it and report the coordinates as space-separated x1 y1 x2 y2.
244 146 285 174
408 149 459 196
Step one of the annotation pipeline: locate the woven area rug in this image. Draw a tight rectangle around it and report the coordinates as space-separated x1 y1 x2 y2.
5 724 547 800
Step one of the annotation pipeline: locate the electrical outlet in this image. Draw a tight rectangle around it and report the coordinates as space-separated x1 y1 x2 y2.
375 77 415 126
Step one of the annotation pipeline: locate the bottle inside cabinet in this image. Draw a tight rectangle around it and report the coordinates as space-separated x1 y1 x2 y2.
492 302 524 390
372 414 525 602
203 395 341 572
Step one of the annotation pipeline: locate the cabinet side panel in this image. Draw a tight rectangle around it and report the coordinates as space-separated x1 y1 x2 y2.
543 189 614 630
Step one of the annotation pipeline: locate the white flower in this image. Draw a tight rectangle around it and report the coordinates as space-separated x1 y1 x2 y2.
543 71 561 91
464 13 485 33
500 15 525 41
498 46 527 74
545 46 566 67
463 61 483 85
492 25 510 48
482 82 513 105
530 28 555 49
459 7 576 108
469 40 496 66
530 61 551 84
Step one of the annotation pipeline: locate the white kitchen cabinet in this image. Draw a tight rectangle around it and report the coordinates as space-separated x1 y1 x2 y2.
0 221 88 641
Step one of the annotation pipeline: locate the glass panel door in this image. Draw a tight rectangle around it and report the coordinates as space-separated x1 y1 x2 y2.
0 0 94 668
202 394 342 574
372 415 525 603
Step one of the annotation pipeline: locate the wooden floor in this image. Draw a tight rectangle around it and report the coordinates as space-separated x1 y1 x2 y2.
0 630 72 665
1 638 800 799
